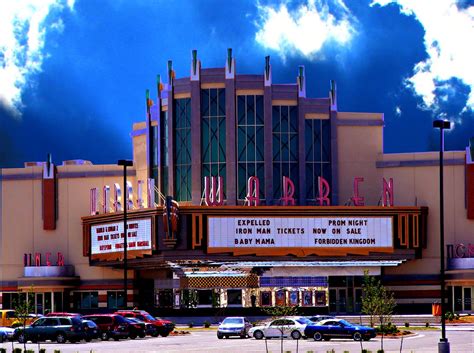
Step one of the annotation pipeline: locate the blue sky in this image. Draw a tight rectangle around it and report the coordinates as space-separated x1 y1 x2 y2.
1 0 473 167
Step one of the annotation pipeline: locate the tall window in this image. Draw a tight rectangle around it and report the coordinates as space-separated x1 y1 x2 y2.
160 110 169 196
237 95 265 202
305 118 331 204
151 125 159 203
107 291 125 309
272 105 298 200
174 98 192 201
201 88 226 196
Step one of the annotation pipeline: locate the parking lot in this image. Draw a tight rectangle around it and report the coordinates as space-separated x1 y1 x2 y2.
2 329 474 353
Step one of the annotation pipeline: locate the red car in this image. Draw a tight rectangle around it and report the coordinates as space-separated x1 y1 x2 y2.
45 312 82 317
115 310 174 337
82 314 129 341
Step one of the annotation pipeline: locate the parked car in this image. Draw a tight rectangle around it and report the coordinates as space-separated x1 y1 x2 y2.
82 320 100 342
82 314 129 341
115 310 174 337
307 315 335 323
0 310 36 328
46 312 82 318
14 316 85 344
249 317 310 340
0 326 15 341
304 319 376 341
124 317 146 339
217 317 252 339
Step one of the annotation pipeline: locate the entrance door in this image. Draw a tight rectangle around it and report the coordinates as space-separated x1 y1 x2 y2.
463 287 472 311
35 293 44 315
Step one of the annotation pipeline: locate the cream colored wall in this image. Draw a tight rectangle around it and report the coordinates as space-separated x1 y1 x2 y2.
378 151 474 275
337 112 384 205
132 123 149 206
0 164 137 284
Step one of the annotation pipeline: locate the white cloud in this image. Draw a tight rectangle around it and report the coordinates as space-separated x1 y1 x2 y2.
0 0 74 118
255 0 357 60
371 0 474 112
395 106 402 116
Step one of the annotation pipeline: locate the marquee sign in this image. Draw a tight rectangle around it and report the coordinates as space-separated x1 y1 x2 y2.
90 218 152 260
208 216 393 256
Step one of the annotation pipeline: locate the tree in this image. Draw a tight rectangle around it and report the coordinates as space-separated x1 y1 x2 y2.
14 289 35 351
261 306 300 353
361 270 396 352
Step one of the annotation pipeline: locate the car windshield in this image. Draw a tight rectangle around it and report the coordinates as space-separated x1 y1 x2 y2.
223 318 243 325
144 314 157 321
338 320 353 327
296 318 312 325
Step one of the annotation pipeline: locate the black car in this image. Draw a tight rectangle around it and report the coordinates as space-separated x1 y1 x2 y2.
124 318 146 339
82 320 100 342
15 317 84 344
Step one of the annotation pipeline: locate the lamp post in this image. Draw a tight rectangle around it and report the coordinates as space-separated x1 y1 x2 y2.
433 119 451 353
118 159 133 309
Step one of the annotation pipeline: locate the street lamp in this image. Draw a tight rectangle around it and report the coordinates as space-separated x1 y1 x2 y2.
433 119 451 353
118 159 133 309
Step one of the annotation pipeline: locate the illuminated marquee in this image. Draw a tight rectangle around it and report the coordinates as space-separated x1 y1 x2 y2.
208 216 393 256
90 218 152 258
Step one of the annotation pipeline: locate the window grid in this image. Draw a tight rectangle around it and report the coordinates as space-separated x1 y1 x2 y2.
174 98 192 201
272 105 299 200
305 119 331 204
201 88 226 197
237 95 265 201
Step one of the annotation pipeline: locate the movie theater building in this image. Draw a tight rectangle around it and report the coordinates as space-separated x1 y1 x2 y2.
1 50 474 314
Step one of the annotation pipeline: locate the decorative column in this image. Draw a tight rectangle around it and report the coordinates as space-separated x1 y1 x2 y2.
43 153 57 230
263 56 273 205
190 50 202 205
225 48 237 205
167 61 175 197
329 80 339 205
297 66 306 205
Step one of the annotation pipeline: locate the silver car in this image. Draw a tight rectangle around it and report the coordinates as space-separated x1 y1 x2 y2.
217 317 252 339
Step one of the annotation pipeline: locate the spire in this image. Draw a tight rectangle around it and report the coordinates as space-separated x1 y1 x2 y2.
225 48 235 79
264 55 272 86
191 49 200 81
168 60 174 86
330 79 337 110
297 65 305 98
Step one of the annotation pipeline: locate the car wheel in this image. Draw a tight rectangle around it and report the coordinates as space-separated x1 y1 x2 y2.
100 332 109 341
253 330 264 340
17 333 26 344
217 333 223 339
363 337 370 341
56 333 66 344
313 331 323 341
85 338 92 342
139 333 146 338
151 331 159 337
323 337 331 341
291 330 301 340
129 332 137 339
160 332 170 337
353 332 362 341
240 332 247 339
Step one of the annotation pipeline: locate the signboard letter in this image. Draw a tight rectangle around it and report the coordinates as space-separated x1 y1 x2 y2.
204 176 224 206
147 178 155 208
317 176 331 206
114 183 122 212
137 180 144 209
382 178 394 207
351 177 365 206
245 176 260 206
281 176 296 206
90 188 98 215
103 185 110 213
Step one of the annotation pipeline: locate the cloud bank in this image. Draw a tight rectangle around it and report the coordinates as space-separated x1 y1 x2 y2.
371 0 474 113
0 0 74 118
255 0 357 60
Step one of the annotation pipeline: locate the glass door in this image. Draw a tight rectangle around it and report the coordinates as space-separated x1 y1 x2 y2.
35 293 44 315
463 287 472 311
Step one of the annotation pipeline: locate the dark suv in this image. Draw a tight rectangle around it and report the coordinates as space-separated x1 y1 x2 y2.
115 310 174 337
82 314 129 341
15 317 84 343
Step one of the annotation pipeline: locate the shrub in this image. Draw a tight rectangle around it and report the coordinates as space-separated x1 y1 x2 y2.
188 322 194 328
39 349 46 353
326 350 335 353
376 322 399 334
24 350 35 353
54 350 62 353
0 348 6 353
404 322 410 327
377 350 385 353
362 350 368 353
425 322 430 327
13 349 22 353
444 311 455 321
203 320 211 328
